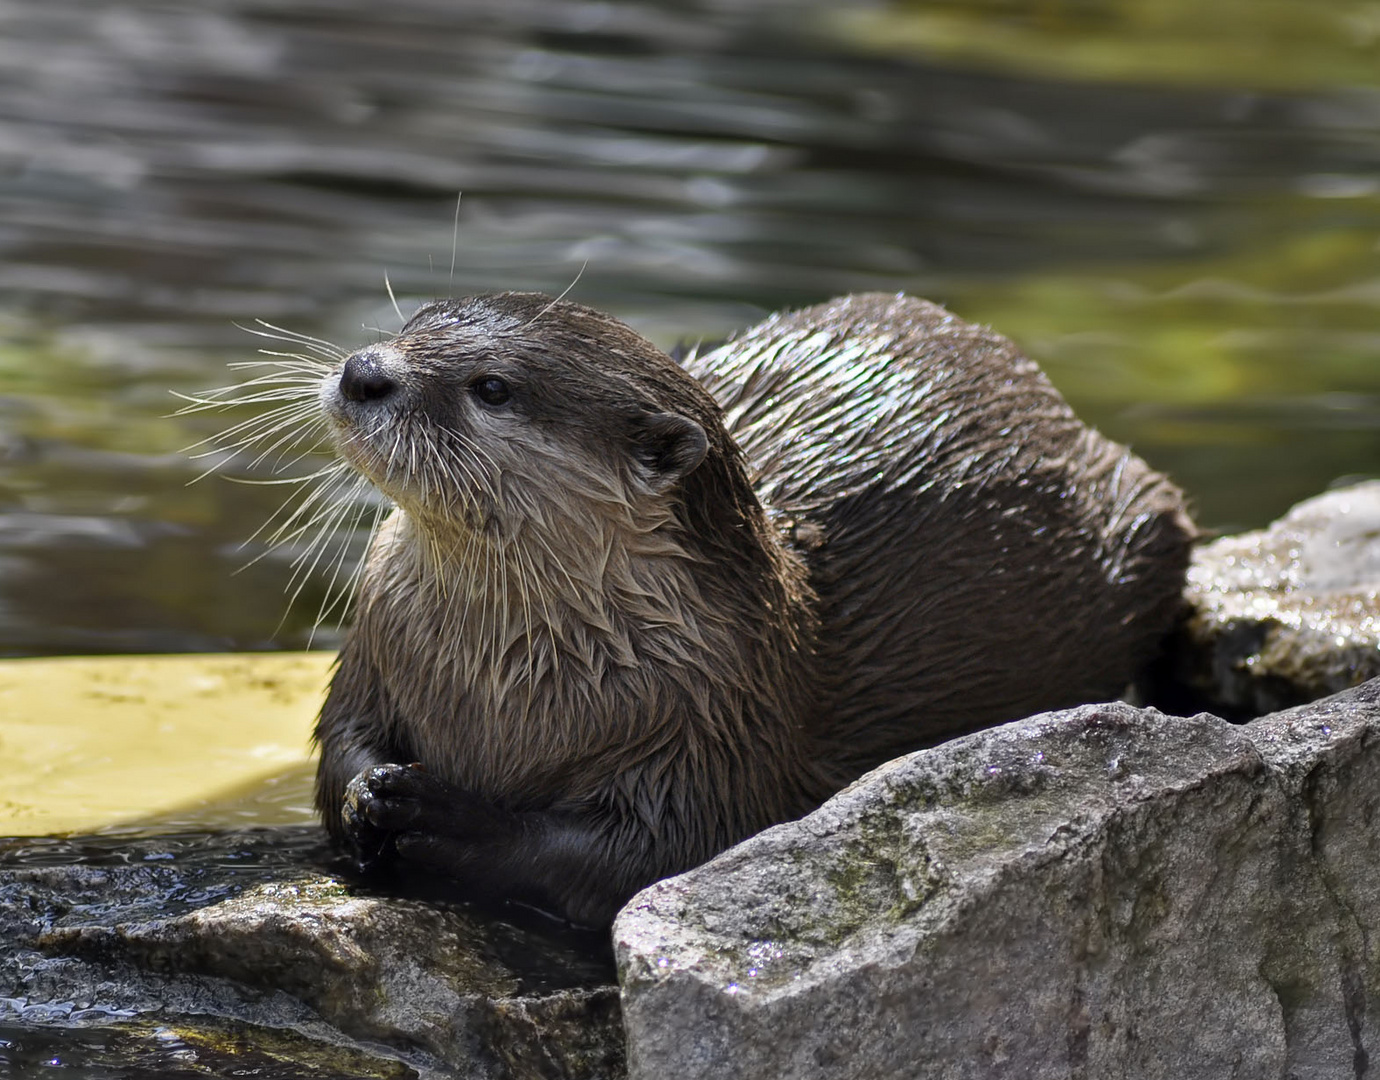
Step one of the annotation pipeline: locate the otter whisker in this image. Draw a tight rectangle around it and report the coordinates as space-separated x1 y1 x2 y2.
196 382 325 402
181 413 326 485
384 424 407 491
225 357 330 374
306 478 381 640
431 427 490 510
384 269 405 327
183 321 381 639
426 491 482 594
223 462 346 487
181 410 327 477
172 388 322 420
241 319 349 362
435 424 502 504
317 508 379 635
283 475 372 591
226 353 331 371
182 380 323 403
234 333 342 366
194 379 326 403
190 436 333 488
413 423 432 504
227 459 375 640
521 260 587 331
238 464 357 564
278 503 369 640
181 427 324 483
449 191 463 297
242 430 336 480
209 400 323 450
172 389 288 413
407 420 421 495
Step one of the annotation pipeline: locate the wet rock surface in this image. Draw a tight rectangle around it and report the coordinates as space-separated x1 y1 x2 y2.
1157 480 1380 718
0 827 622 1079
614 682 1380 1080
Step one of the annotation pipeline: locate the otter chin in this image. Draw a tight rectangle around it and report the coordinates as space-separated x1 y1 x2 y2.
312 291 1194 928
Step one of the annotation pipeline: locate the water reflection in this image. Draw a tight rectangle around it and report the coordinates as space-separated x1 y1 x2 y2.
0 0 1376 654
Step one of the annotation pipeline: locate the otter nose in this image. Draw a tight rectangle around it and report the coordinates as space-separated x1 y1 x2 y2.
339 352 398 403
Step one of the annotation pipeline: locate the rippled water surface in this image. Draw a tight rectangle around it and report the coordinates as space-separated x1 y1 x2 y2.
2 0 1379 654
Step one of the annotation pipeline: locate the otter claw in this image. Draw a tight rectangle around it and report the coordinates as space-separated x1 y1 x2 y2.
341 769 395 870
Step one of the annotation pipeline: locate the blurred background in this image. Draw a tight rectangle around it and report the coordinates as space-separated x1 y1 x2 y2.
1 0 1377 656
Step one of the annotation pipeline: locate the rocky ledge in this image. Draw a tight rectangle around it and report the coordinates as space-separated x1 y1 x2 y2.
0 829 623 1079
615 682 1380 1080
1158 480 1380 717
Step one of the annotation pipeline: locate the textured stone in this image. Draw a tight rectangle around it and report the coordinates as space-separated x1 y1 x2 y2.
1160 481 1380 717
0 828 622 1079
615 683 1380 1080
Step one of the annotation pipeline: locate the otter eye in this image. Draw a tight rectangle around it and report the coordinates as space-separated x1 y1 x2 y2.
471 375 511 407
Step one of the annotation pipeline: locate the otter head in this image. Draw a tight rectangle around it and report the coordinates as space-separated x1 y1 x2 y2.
318 292 768 597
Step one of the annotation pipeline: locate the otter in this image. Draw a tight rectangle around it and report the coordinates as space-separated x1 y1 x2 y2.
313 291 1193 927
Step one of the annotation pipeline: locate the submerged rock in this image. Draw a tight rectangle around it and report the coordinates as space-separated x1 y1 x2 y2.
1157 480 1380 717
614 682 1380 1080
0 828 622 1079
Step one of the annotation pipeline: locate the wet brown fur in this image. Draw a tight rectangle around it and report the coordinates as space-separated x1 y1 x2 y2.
685 293 1194 775
314 290 1193 925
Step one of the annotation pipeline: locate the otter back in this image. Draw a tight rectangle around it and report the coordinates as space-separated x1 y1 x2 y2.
686 293 1194 776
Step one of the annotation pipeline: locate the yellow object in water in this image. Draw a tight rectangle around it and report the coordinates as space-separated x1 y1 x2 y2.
0 652 333 836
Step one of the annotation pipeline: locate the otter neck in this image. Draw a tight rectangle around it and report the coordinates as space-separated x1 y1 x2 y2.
389 474 794 675
356 462 829 823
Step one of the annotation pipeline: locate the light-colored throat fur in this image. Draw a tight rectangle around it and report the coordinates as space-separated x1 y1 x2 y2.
352 465 770 805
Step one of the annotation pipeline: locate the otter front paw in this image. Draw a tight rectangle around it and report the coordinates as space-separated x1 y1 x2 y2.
339 763 420 871
342 761 505 860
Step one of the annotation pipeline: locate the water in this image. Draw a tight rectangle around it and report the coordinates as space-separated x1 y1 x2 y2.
1 0 1377 656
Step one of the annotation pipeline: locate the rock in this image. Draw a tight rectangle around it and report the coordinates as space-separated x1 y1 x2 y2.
1156 480 1380 718
614 682 1380 1080
0 1012 422 1078
0 828 623 1079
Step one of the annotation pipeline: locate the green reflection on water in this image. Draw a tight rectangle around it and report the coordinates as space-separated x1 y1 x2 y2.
0 320 349 654
836 0 1380 90
940 207 1380 529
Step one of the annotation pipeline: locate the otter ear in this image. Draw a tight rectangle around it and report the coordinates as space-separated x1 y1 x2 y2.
630 411 709 491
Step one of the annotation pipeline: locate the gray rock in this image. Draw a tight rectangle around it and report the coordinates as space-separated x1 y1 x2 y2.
614 682 1380 1080
1160 480 1380 717
0 828 623 1079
